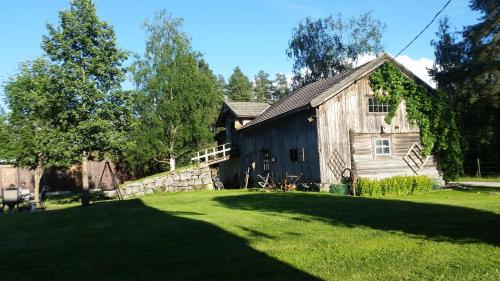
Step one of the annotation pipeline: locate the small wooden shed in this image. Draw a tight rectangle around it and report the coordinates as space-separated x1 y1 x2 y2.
214 55 442 189
214 101 269 186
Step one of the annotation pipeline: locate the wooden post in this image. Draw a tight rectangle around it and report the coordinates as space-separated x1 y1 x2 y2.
477 158 481 178
243 167 250 189
16 167 20 188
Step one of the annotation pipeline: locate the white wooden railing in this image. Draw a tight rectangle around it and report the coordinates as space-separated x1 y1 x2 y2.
191 143 231 165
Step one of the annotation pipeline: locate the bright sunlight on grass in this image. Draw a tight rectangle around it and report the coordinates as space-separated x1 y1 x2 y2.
1 187 499 280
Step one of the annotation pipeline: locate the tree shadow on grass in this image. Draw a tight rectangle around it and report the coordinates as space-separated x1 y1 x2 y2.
214 193 500 246
0 199 320 281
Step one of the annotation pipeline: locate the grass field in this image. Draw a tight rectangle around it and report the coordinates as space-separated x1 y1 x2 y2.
1 187 499 280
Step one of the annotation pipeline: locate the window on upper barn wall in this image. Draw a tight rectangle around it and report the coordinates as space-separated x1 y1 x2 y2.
373 138 391 155
368 97 391 113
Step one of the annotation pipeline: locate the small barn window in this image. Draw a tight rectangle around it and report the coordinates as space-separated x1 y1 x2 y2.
368 97 390 113
290 148 305 161
373 138 391 155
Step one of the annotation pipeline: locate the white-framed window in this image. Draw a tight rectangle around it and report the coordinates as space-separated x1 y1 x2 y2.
368 97 390 113
373 138 391 155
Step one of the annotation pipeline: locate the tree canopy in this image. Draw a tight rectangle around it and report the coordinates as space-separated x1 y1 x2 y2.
41 0 129 161
127 11 222 175
253 70 272 102
287 12 385 87
3 59 77 170
272 73 290 102
227 66 253 101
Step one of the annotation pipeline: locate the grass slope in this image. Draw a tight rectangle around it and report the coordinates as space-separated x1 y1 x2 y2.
1 187 499 280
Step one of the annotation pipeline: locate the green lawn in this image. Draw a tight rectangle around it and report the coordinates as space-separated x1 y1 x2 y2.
1 188 499 281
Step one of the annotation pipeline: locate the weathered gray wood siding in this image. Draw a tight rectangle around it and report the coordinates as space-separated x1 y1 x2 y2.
239 108 320 184
351 132 440 179
218 157 240 187
316 76 440 183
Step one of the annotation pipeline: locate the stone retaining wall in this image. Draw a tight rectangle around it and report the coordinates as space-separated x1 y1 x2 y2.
116 164 213 198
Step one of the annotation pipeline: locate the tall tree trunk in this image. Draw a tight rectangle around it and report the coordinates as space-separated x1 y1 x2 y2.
33 153 45 207
33 156 44 207
81 152 90 207
169 156 176 171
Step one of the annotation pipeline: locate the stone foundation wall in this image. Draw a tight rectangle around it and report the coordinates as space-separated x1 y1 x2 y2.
117 164 214 198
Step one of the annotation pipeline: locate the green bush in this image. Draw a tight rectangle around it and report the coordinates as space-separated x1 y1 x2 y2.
356 176 434 196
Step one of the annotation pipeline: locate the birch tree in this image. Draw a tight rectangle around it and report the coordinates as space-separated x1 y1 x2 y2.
128 11 222 174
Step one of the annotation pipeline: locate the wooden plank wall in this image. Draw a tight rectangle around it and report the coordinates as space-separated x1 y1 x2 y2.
217 157 240 187
316 76 440 183
352 132 440 179
239 108 321 185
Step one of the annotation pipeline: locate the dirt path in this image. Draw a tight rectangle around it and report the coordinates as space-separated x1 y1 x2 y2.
455 181 500 187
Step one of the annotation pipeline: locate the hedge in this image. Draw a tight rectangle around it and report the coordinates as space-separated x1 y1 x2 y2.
356 175 434 196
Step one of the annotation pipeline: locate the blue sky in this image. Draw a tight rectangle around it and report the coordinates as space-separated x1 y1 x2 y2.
0 0 480 109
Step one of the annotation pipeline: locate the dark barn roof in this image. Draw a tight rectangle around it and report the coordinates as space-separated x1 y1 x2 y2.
241 55 433 130
225 102 270 118
241 66 361 130
215 101 269 126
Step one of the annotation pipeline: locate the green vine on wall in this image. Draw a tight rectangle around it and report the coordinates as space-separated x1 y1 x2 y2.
369 61 463 181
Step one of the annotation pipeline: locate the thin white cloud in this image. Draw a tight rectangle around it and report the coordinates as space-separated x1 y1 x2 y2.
394 55 435 88
354 54 377 66
354 54 436 88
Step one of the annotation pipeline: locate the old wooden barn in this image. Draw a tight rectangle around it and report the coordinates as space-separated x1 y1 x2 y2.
205 55 441 189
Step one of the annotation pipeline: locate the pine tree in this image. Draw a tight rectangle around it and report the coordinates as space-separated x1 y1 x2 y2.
227 67 253 101
254 70 272 102
429 0 500 175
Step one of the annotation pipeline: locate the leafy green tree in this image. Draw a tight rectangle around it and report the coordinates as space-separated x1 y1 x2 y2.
227 66 253 101
3 59 78 203
287 12 385 86
128 11 222 174
41 0 128 205
254 70 272 102
272 73 290 102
